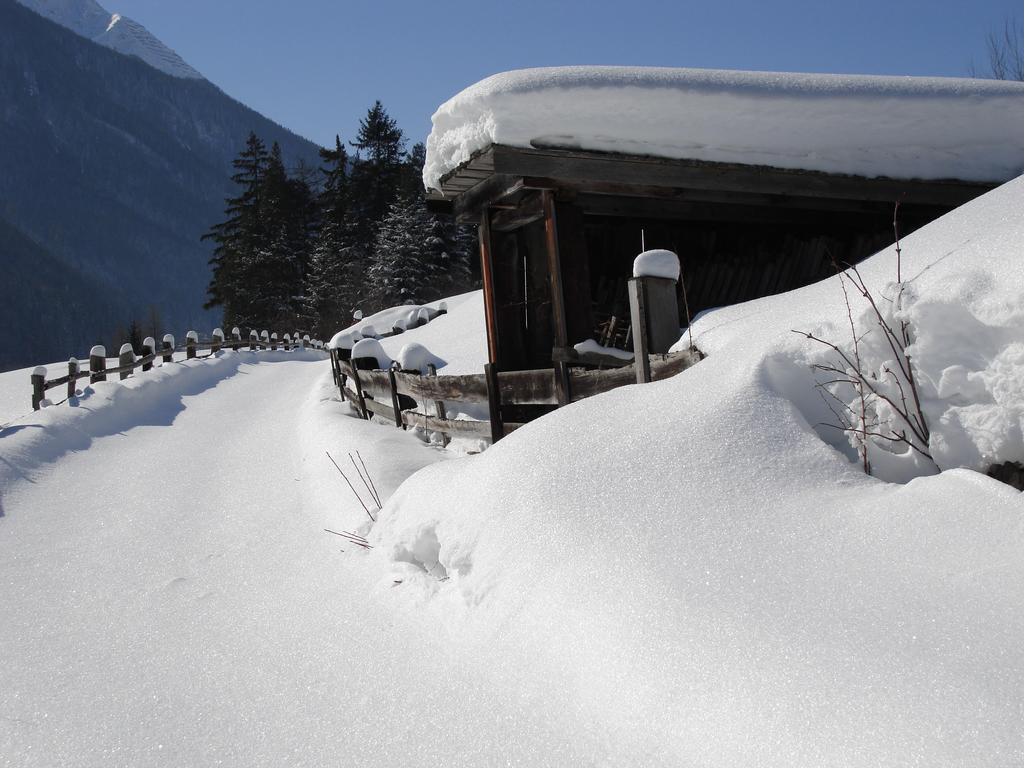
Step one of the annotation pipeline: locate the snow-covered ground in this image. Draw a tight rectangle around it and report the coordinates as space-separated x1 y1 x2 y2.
3 175 1024 764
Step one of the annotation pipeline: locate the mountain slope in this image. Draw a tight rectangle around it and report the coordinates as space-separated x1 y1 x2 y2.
15 0 202 79
0 0 320 370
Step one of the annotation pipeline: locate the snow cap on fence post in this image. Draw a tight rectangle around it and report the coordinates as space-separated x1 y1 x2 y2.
118 343 134 381
31 366 46 411
353 309 363 321
161 334 174 364
629 249 681 384
90 345 106 384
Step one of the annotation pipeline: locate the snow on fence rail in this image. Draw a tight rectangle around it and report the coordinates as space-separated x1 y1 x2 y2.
30 327 325 410
329 348 700 444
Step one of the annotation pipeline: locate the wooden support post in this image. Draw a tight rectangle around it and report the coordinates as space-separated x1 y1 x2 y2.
118 344 134 380
141 338 154 371
185 332 197 360
349 363 370 420
31 367 45 411
387 366 405 429
90 346 106 383
260 331 269 350
283 333 291 352
427 363 450 447
479 208 500 365
541 190 572 405
270 333 278 351
485 362 505 444
161 336 174 364
232 327 242 351
628 279 652 384
250 331 258 351
211 329 223 354
67 358 79 400
302 334 310 350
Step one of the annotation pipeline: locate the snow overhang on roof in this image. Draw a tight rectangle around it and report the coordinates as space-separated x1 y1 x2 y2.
423 66 1024 194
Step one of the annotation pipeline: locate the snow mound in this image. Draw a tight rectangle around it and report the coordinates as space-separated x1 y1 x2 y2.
424 66 1024 190
633 249 680 280
350 339 392 369
396 343 447 374
371 175 1024 764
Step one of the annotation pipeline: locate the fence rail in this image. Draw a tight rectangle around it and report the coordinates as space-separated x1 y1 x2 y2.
331 347 701 444
31 328 325 410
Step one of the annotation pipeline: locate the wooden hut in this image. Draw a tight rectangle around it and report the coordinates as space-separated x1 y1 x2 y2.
424 67 1024 414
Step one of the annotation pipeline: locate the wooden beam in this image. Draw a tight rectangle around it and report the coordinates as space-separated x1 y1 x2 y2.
542 190 572 406
495 145 993 208
479 209 500 365
490 191 545 232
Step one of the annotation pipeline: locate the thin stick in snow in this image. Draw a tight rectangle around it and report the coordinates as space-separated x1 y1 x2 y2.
356 450 382 509
326 451 376 522
349 452 381 510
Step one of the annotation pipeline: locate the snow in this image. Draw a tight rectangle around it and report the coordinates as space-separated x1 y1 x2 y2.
118 342 133 355
6 175 1024 763
328 291 485 375
633 248 680 280
424 66 1024 191
396 342 446 373
15 0 204 79
350 338 392 368
89 344 105 357
364 175 1024 765
573 338 635 361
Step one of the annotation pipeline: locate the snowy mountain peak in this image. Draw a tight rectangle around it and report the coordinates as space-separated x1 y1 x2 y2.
15 0 203 79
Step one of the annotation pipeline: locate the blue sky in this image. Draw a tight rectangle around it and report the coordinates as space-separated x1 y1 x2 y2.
113 0 1020 150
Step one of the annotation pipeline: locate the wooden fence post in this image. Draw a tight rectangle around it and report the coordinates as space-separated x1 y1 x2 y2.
427 363 450 447
302 334 310 350
67 358 79 400
90 345 106 383
388 366 404 429
260 330 269 350
232 327 242 351
141 337 155 371
270 332 278 351
283 333 291 352
485 362 505 444
628 279 652 384
211 328 224 354
348 362 370 420
162 335 174 364
118 343 134 380
186 331 198 360
31 366 45 411
250 330 258 351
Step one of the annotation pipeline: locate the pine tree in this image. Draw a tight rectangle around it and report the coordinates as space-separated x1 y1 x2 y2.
348 101 405 244
303 136 365 336
203 132 270 327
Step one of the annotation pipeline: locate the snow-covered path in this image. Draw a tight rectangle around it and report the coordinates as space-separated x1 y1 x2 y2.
0 356 570 767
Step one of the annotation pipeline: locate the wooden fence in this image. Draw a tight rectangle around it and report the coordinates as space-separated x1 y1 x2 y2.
330 347 701 444
31 328 325 410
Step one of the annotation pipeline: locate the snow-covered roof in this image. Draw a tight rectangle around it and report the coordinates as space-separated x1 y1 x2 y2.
424 66 1024 191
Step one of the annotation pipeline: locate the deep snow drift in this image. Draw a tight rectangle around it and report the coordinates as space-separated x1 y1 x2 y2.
424 66 1024 190
365 175 1024 766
